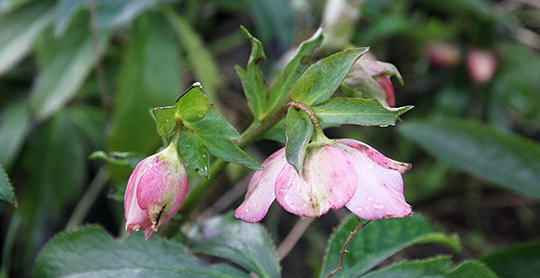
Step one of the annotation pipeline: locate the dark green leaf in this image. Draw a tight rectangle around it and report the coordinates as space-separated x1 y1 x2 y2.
33 225 251 278
481 239 540 278
108 11 182 155
285 107 313 175
292 47 368 106
186 106 262 170
234 26 268 120
0 165 16 207
398 120 540 201
163 5 222 104
267 27 324 113
0 103 31 169
178 130 210 177
247 0 292 47
0 0 54 75
361 256 452 278
30 9 110 120
312 98 412 127
320 214 461 278
447 260 498 278
188 214 280 278
89 151 143 168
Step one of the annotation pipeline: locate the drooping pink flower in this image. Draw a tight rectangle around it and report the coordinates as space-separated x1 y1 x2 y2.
235 139 412 223
124 144 189 240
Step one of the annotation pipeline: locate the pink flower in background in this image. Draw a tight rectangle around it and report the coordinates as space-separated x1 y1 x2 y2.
124 144 189 240
466 48 497 84
235 139 412 223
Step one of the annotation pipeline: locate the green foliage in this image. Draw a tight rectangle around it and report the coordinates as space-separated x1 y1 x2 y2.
481 239 540 278
292 48 369 106
177 131 210 177
285 107 313 175
320 215 461 278
188 213 281 278
399 120 540 201
33 225 251 278
0 165 16 207
0 103 31 169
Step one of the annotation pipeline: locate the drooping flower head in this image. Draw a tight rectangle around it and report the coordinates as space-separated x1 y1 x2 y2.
124 143 189 239
235 139 412 223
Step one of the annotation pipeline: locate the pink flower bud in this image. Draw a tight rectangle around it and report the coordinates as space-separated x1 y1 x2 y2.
373 74 395 107
466 48 497 84
426 41 460 67
235 139 412 222
124 144 188 240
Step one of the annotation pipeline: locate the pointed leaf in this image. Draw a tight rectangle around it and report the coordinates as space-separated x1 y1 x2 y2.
33 225 251 278
108 11 182 155
0 0 54 76
398 120 540 201
186 106 263 170
292 47 368 106
178 130 210 177
30 10 110 120
0 103 32 169
447 260 499 278
163 6 222 103
312 98 412 127
268 27 323 112
234 26 268 120
320 214 461 278
481 239 540 278
285 106 313 175
361 256 453 278
0 165 16 207
188 214 280 278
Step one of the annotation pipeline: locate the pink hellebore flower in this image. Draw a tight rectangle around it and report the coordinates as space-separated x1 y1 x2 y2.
124 144 189 240
235 139 412 223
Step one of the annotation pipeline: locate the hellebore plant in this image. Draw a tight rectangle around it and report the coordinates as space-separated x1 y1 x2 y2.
124 131 189 240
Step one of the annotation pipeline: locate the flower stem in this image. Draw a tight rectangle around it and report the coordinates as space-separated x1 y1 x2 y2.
326 218 372 278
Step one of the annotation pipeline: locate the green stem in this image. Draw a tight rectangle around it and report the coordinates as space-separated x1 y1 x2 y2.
170 119 183 147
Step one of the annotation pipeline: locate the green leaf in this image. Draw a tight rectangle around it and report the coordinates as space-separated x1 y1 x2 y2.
0 165 16 207
153 83 208 137
398 120 540 201
361 256 452 278
247 0 292 47
188 213 280 278
163 5 222 104
108 11 182 155
234 26 268 120
89 151 143 168
178 130 210 177
320 214 461 278
0 0 54 76
481 239 540 278
285 107 313 175
312 98 412 127
292 47 368 106
186 106 263 171
30 9 110 120
447 260 499 278
267 27 324 113
33 225 251 278
0 103 31 169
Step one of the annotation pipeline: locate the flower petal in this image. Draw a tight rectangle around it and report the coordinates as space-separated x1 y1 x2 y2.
235 148 287 223
124 157 152 230
275 145 357 217
338 143 412 219
337 139 411 173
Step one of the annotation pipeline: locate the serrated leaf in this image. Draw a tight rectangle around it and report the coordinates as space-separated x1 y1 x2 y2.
186 106 262 170
320 214 461 278
235 26 268 120
29 9 110 120
163 5 222 104
361 256 453 278
481 239 540 278
178 130 210 177
0 165 17 207
33 225 251 278
292 47 368 106
267 27 324 113
447 260 499 278
0 0 54 76
153 83 208 137
0 103 31 169
285 107 313 175
398 120 540 201
108 11 182 156
188 213 280 278
312 98 412 127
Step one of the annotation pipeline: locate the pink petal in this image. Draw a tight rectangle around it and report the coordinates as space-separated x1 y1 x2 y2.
275 145 357 217
124 157 152 230
235 148 287 223
337 139 411 173
338 143 412 219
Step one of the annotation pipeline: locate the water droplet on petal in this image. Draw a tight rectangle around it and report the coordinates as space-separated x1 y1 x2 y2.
372 203 384 209
367 197 374 202
355 206 363 211
245 208 249 213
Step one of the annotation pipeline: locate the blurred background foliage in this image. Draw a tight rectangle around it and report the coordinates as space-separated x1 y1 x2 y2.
0 0 539 277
